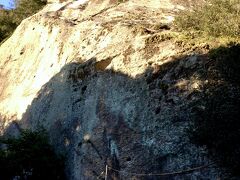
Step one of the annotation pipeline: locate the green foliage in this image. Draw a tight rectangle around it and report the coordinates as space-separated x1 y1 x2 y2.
0 0 47 43
191 44 240 176
14 0 47 24
0 10 18 43
0 129 65 180
175 0 240 38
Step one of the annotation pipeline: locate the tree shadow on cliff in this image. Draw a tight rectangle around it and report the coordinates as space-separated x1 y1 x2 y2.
190 43 240 177
2 44 240 179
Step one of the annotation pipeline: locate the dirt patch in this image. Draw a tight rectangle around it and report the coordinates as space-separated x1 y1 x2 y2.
171 0 206 8
144 33 173 59
95 57 112 71
123 46 135 64
145 33 173 45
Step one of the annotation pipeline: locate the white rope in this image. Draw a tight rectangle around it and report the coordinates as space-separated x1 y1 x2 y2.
107 162 215 177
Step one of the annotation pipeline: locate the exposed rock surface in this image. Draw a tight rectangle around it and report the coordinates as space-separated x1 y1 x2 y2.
0 0 226 179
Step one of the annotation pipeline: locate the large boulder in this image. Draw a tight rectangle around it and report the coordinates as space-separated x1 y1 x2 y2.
0 0 227 179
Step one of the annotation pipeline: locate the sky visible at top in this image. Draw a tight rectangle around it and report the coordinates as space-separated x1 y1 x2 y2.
0 0 14 9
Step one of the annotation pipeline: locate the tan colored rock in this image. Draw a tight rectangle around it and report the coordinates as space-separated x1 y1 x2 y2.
0 0 185 123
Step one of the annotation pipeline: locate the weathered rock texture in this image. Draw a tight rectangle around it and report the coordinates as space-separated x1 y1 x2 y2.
0 0 226 179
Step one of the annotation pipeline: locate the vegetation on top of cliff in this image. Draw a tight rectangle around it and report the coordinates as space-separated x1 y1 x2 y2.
175 0 240 38
174 0 240 47
0 128 65 180
0 0 47 43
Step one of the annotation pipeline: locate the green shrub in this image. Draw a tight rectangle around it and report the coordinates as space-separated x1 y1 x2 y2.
0 128 65 180
14 0 47 24
0 10 18 43
174 0 240 38
0 0 47 43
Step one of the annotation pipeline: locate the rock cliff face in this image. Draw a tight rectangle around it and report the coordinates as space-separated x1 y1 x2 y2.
0 0 226 179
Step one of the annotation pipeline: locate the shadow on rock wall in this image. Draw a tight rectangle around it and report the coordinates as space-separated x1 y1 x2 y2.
2 44 240 179
190 44 240 178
